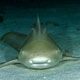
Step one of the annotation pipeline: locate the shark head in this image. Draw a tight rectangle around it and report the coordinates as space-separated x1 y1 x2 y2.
18 16 62 69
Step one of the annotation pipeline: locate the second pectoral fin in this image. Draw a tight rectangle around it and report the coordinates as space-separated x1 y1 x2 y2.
1 32 27 51
0 59 20 68
62 56 80 61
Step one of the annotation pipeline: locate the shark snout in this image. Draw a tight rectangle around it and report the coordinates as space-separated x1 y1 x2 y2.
27 57 52 69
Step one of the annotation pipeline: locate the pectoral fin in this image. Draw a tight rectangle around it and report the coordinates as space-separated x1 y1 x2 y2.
0 59 20 68
62 50 80 61
62 56 80 61
55 56 80 68
1 32 27 51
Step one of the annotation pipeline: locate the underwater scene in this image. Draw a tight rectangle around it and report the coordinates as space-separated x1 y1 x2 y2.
0 0 80 80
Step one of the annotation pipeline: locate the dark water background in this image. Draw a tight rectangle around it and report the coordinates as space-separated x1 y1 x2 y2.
0 0 80 8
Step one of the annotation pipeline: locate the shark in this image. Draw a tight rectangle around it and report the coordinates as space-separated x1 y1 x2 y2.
0 16 80 69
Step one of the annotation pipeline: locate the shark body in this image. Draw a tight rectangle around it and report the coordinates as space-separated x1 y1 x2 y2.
0 16 79 69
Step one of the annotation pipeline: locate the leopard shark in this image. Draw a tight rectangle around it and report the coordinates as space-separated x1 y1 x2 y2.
0 16 79 69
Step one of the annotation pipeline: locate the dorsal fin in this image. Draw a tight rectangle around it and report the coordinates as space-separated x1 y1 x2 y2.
29 15 48 40
37 15 41 33
35 15 43 36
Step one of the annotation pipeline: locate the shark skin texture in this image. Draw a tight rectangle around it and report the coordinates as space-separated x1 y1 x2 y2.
0 16 80 70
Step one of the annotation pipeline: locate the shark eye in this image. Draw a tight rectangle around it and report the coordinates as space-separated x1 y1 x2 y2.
21 51 25 55
19 51 27 57
56 49 61 53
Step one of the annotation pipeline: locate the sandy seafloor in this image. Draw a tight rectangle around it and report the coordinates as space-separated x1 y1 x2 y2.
0 5 80 80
